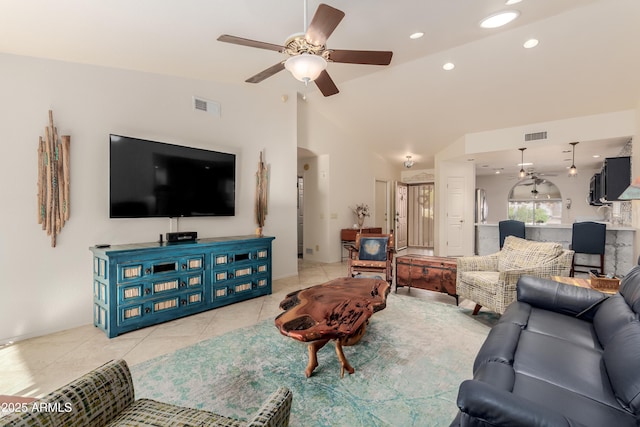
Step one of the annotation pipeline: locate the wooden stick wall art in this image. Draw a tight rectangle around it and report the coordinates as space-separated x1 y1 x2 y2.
255 150 268 236
37 110 70 247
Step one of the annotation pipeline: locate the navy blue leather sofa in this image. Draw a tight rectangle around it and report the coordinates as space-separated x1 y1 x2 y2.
452 265 640 426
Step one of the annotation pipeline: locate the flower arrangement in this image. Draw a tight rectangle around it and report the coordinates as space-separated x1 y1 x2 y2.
352 203 371 218
351 203 370 229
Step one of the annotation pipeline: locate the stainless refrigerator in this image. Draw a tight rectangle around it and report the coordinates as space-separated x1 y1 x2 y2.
475 188 488 224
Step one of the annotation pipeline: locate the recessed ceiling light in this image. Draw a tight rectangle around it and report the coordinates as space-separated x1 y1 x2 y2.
593 154 601 158
480 10 520 29
409 32 424 39
505 0 522 5
443 62 455 71
523 38 539 48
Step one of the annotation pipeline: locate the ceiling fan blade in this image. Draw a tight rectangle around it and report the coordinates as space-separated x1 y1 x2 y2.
245 62 286 83
217 34 284 52
314 70 339 97
305 3 345 46
328 49 393 65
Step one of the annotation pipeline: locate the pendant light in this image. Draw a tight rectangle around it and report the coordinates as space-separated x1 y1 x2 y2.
518 147 527 179
568 142 579 177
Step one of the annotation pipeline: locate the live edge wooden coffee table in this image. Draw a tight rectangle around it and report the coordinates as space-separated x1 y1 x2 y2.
275 277 390 378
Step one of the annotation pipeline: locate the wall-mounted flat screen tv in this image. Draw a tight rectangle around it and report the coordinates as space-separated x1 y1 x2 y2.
110 134 235 218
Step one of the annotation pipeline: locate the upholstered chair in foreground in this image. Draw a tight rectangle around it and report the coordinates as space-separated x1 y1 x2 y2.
456 236 573 314
2 359 292 427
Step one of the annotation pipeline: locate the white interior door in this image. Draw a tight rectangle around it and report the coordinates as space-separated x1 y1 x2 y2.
446 176 465 256
395 181 408 250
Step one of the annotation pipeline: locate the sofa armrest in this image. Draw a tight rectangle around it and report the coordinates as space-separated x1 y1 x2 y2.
456 380 587 427
246 387 293 427
517 276 608 319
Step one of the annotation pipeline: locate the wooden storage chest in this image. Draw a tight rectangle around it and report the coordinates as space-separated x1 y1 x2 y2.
395 255 458 304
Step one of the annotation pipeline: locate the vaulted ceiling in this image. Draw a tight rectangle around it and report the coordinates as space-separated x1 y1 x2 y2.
1 0 639 174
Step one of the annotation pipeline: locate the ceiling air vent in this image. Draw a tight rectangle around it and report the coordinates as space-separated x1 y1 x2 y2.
524 131 547 142
193 96 221 118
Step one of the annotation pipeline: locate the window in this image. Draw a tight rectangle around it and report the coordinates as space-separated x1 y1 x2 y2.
508 178 562 225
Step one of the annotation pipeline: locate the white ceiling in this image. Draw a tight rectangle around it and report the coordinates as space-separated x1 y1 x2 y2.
1 0 639 175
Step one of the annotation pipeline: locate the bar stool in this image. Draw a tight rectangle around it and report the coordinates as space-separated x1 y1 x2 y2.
499 220 526 249
570 221 606 277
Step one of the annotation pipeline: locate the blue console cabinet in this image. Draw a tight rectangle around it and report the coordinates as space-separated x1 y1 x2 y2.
90 235 275 338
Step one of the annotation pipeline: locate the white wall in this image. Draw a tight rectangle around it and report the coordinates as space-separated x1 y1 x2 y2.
0 53 298 343
297 97 399 263
465 111 636 154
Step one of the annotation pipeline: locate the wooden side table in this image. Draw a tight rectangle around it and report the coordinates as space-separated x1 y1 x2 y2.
551 276 618 295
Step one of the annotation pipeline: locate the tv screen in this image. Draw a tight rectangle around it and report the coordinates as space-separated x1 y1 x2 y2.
110 134 235 218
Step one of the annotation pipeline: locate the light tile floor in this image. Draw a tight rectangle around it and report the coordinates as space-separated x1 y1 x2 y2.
1 252 467 398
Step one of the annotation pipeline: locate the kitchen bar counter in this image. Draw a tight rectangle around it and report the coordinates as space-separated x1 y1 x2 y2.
475 223 635 276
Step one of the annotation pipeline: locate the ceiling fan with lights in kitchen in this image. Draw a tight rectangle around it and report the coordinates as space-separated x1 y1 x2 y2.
217 1 393 97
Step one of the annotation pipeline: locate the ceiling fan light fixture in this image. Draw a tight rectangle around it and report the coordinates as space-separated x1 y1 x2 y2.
284 53 327 84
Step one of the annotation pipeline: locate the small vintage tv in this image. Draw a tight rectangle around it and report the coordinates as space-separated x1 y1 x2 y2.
109 134 235 218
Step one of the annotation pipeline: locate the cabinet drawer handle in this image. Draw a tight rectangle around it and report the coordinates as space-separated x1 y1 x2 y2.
145 268 151 275
182 263 187 270
229 273 234 279
145 307 151 314
180 299 186 306
180 281 186 288
144 288 151 295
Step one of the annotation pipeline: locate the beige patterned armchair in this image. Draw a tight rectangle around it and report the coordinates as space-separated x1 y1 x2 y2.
456 236 573 315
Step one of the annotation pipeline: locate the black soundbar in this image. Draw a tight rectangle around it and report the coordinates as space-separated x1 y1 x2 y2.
166 231 197 242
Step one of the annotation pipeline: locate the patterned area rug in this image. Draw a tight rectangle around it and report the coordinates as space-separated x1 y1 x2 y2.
131 292 498 427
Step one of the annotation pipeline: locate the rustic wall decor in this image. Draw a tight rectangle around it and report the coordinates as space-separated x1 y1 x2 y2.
37 110 70 247
255 150 268 236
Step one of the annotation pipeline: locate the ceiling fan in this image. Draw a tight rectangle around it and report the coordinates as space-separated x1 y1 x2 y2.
526 170 557 178
217 2 393 97
510 169 558 181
